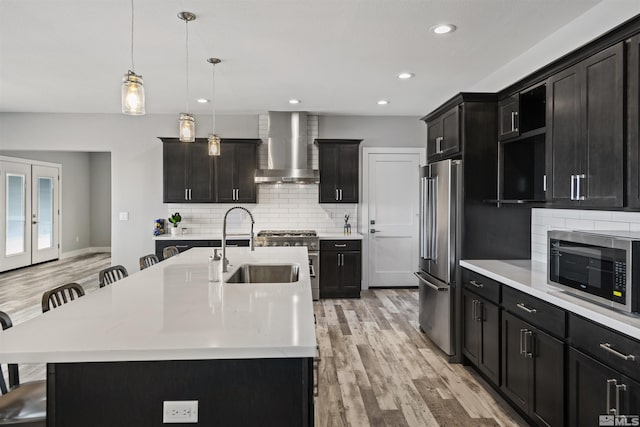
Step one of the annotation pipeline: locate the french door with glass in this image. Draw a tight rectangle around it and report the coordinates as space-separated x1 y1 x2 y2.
0 160 60 272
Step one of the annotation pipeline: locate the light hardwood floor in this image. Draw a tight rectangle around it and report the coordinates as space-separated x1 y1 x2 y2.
1 254 526 426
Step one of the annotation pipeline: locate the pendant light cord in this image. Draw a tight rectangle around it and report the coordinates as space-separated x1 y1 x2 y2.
211 62 216 134
185 19 189 114
130 0 135 72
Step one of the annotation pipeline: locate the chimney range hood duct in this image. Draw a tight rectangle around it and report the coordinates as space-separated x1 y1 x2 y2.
255 111 319 184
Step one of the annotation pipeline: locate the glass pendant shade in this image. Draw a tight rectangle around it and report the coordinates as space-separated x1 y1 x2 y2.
208 134 221 156
121 71 145 115
179 113 195 142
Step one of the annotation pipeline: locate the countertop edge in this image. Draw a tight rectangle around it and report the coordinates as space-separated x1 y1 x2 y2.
460 259 640 341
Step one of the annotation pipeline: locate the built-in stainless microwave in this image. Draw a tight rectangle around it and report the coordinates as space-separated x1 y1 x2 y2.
548 230 639 313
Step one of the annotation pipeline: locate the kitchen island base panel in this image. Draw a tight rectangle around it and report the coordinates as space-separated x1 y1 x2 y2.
47 358 313 427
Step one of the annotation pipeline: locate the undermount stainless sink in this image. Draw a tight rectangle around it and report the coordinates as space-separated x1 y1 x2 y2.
226 264 299 283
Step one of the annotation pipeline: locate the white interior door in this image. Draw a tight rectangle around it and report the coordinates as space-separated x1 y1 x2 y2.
0 161 32 272
367 153 420 287
31 165 60 264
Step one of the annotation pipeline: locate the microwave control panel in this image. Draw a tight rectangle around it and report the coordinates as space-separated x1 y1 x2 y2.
613 260 627 302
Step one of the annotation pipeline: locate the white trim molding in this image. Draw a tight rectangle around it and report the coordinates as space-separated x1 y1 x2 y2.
61 247 111 259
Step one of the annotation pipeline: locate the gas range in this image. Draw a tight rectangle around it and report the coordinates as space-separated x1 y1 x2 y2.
255 230 319 251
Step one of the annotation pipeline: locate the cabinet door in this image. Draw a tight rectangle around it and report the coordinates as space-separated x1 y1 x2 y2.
546 65 581 204
234 143 257 203
440 106 460 157
620 374 640 420
501 311 530 414
628 34 640 208
337 144 359 203
499 95 519 141
163 142 189 203
340 251 361 296
531 328 565 427
188 143 214 202
319 144 339 203
580 42 624 207
426 119 442 162
479 299 500 386
462 291 480 366
568 348 619 427
319 251 341 297
215 142 235 203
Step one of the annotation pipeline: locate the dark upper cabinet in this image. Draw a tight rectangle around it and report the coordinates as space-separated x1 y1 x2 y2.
319 240 361 298
162 138 259 204
214 140 259 203
502 311 565 427
499 95 520 140
627 34 640 208
426 105 460 162
316 139 361 203
163 139 213 203
546 42 624 207
462 290 500 385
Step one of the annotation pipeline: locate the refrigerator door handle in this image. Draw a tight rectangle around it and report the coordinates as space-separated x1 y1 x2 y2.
428 177 438 262
414 272 448 291
420 177 426 259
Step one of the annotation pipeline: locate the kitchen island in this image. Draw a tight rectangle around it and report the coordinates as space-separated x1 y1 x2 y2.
0 247 317 426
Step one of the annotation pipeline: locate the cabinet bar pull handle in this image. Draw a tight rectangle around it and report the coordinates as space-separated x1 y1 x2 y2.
189 189 192 200
185 189 188 200
599 343 636 361
476 300 483 322
472 300 477 322
615 383 626 416
577 174 586 201
516 302 537 314
339 189 343 201
335 189 339 201
520 329 526 355
175 245 189 249
337 254 340 266
525 331 533 358
340 254 344 266
570 175 576 201
511 111 517 132
543 175 547 192
436 136 443 154
334 244 347 248
607 379 617 415
469 280 483 288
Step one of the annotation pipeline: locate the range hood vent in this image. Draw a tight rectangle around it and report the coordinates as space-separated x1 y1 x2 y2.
255 111 319 184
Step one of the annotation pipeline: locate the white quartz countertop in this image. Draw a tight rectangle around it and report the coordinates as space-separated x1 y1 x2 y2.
318 233 363 240
460 259 640 340
0 247 317 363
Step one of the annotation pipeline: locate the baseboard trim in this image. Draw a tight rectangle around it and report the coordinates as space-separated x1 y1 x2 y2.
60 247 111 259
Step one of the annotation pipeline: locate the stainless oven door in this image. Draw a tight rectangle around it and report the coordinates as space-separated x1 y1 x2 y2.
309 251 319 301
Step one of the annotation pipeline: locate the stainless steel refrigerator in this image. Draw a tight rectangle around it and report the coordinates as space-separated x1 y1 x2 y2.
415 159 459 356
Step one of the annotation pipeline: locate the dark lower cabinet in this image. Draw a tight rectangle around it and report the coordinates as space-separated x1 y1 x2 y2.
155 239 249 260
502 311 565 427
47 358 313 427
568 348 640 427
462 290 500 385
319 240 361 298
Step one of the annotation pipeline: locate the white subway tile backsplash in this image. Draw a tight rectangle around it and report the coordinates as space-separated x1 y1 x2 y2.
532 208 640 264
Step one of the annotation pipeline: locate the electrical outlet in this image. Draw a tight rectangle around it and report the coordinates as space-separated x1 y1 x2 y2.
119 212 129 221
163 400 198 423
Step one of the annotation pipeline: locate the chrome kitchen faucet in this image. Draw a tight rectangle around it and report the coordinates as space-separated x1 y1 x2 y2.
222 206 255 272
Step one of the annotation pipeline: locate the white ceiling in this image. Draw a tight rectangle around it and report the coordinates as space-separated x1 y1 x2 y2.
0 0 618 116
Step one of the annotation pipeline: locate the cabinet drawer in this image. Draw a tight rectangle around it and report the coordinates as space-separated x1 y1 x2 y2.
502 286 566 339
569 314 640 382
320 240 361 251
462 269 501 304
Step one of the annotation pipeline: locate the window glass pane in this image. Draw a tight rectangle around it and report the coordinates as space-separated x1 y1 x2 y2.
6 174 25 255
38 177 53 250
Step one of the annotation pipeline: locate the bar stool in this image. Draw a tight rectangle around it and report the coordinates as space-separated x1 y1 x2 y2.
98 265 129 288
162 246 180 260
41 283 85 313
139 254 159 270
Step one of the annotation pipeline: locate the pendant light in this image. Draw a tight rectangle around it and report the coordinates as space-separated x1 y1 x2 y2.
178 11 196 142
121 0 145 115
207 58 221 156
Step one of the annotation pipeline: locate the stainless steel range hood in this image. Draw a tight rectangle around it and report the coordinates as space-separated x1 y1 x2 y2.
255 111 319 184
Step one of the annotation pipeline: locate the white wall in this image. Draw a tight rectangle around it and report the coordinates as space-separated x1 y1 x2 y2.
319 115 426 148
470 1 640 92
89 152 111 247
0 113 259 272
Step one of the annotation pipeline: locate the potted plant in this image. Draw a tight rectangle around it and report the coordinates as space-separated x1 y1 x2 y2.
168 212 182 236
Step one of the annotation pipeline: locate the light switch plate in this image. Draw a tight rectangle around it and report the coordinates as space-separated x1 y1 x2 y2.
119 212 129 221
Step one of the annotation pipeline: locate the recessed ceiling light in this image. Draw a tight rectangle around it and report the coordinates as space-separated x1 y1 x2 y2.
289 99 301 104
398 72 415 80
431 24 456 35
196 98 210 103
377 100 389 105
